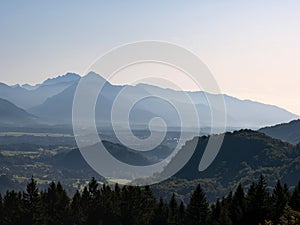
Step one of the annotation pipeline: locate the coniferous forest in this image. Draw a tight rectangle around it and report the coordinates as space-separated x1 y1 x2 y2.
0 175 300 225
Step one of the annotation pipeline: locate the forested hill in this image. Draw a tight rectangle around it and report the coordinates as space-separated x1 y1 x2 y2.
153 129 300 201
0 176 299 225
260 119 300 144
174 130 300 183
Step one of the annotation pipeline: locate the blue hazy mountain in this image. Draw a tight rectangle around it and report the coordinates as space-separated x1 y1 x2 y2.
28 72 298 129
1 72 298 129
0 98 37 125
29 72 158 126
0 73 80 109
41 72 80 86
138 83 299 128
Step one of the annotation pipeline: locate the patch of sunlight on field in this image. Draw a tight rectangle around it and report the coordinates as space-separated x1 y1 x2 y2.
0 150 38 156
0 132 73 137
107 178 132 185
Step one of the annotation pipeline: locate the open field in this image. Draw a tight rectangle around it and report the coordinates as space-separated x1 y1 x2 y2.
0 131 73 137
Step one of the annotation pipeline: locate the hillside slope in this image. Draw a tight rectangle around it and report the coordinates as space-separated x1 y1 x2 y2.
154 130 300 200
260 119 300 144
0 98 37 125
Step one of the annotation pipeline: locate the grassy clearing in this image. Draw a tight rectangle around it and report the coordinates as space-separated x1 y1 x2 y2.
0 150 39 156
107 178 132 185
0 132 73 137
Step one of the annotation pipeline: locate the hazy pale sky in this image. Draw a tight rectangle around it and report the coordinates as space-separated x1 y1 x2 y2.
0 1 299 114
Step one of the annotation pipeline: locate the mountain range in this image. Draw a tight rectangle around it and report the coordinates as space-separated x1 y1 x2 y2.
0 73 80 109
0 72 298 129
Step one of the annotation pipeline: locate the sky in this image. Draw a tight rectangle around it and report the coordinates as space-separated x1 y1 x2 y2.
0 0 300 114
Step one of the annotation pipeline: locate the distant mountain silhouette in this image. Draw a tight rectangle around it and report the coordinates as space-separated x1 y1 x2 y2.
260 119 300 144
138 83 299 128
29 75 157 125
42 72 80 86
21 72 80 90
0 98 37 125
29 72 298 129
0 73 80 109
1 72 298 128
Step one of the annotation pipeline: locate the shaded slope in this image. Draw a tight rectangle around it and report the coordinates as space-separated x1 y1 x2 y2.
0 98 37 124
171 130 300 185
260 119 300 144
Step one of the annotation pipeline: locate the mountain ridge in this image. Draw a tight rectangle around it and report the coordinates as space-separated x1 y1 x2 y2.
149 129 300 200
0 98 37 125
260 119 300 144
0 73 81 109
1 72 299 128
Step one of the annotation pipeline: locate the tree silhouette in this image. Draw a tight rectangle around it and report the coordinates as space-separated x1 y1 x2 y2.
0 176 299 225
230 183 246 225
290 181 300 212
185 184 209 225
271 180 288 224
22 176 42 225
168 193 179 225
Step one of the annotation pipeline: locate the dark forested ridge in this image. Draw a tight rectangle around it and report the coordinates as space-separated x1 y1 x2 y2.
1 129 300 202
260 119 300 144
175 130 300 184
149 130 300 202
0 176 300 225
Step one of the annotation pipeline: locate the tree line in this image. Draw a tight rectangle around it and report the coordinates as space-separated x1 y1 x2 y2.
0 175 300 225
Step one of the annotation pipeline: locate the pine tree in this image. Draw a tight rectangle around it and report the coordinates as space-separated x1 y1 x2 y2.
137 185 157 225
86 177 103 224
2 190 23 225
246 175 271 225
101 184 116 224
210 199 221 225
0 193 3 225
230 183 246 225
22 177 42 225
120 186 134 225
41 181 70 225
112 183 122 223
168 193 179 225
271 180 288 224
178 201 185 225
56 181 70 222
150 197 168 225
219 195 232 225
290 181 300 212
185 184 209 225
88 177 99 199
69 190 85 225
2 175 300 225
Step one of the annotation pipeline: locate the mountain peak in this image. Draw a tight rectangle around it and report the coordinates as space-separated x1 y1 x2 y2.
21 84 38 90
83 71 111 85
85 71 106 80
0 82 9 88
42 72 81 86
10 84 21 88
